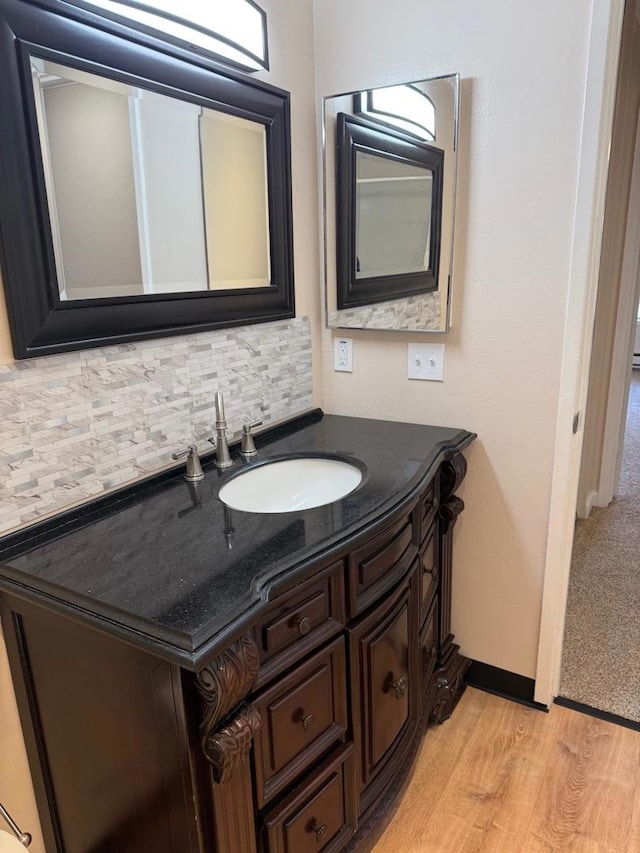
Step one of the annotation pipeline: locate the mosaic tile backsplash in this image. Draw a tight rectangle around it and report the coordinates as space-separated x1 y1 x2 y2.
328 291 442 331
0 318 312 536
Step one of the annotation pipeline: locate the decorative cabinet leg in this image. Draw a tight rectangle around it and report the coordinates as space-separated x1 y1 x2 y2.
428 637 470 724
206 705 262 853
195 634 262 853
429 453 470 723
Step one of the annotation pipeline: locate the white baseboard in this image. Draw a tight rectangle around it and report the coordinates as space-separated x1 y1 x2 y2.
576 489 598 519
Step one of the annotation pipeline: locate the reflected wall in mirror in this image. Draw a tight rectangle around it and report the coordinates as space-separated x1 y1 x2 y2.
356 152 434 279
324 74 459 332
31 59 270 300
0 0 293 358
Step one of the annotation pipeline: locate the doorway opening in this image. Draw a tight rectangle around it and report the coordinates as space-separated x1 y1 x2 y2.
558 0 640 722
560 367 640 722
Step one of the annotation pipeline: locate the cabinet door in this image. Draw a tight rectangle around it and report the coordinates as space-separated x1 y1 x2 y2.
348 567 418 803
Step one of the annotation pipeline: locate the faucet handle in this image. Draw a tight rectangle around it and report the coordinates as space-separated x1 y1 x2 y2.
172 444 205 482
240 420 262 458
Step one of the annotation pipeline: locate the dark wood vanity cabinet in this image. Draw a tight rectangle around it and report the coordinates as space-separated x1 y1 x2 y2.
262 743 358 853
0 451 469 853
252 636 348 808
348 567 418 817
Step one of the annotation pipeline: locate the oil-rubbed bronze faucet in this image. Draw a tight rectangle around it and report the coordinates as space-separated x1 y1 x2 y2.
210 391 233 469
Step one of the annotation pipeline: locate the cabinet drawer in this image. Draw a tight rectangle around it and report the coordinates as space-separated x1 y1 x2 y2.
419 523 439 624
253 637 348 808
420 595 438 699
262 743 357 853
348 508 418 617
254 561 346 688
418 478 439 544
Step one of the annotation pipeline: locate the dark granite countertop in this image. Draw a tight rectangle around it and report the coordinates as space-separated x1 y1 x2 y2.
0 412 475 668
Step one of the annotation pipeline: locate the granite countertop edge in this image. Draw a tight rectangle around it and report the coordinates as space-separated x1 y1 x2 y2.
0 412 476 670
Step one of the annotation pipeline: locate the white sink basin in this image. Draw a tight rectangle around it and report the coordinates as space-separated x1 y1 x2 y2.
218 456 363 513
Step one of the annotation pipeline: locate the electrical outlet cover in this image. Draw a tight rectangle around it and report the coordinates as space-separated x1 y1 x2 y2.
334 337 353 372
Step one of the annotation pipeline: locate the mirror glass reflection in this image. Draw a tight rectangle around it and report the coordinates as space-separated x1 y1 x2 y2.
355 151 433 280
31 57 271 301
355 83 436 141
324 73 459 333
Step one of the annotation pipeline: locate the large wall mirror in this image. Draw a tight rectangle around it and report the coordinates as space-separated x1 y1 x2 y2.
0 0 294 358
324 74 459 333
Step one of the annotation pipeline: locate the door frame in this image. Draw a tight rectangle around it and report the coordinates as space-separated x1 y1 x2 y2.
534 0 626 707
599 111 640 505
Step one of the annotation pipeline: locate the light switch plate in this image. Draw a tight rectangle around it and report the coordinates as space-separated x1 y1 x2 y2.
334 337 353 372
408 343 444 381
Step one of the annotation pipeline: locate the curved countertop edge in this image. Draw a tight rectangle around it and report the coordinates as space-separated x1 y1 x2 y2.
0 416 476 672
250 430 475 601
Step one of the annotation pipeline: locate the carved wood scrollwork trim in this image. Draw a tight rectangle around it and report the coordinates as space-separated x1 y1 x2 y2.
203 703 262 784
429 650 470 725
439 452 467 534
440 452 467 502
439 495 465 534
196 633 260 740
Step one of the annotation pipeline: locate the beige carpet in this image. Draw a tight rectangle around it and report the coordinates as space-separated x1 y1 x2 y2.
559 371 640 722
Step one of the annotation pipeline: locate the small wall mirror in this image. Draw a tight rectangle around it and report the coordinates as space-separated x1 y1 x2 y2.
324 74 459 333
0 0 294 358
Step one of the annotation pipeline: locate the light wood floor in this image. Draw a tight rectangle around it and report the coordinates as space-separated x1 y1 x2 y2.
373 687 640 852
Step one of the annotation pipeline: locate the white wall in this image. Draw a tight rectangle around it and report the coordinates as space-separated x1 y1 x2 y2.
201 116 270 288
44 82 143 297
130 90 208 293
255 0 322 393
313 0 594 678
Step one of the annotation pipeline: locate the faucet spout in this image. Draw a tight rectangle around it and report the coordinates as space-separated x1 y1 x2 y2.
212 392 233 469
214 391 225 424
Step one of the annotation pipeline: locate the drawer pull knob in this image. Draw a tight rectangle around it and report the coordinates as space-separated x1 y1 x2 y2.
297 616 312 635
389 674 408 699
300 712 315 731
311 822 327 842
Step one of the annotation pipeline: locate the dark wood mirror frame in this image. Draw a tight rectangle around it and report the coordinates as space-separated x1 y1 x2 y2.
0 0 294 359
336 111 444 311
